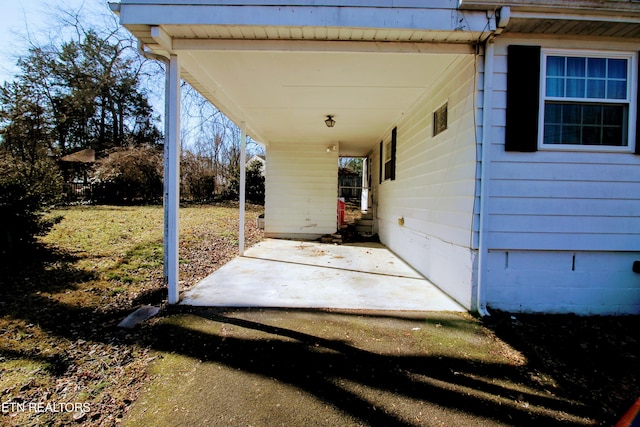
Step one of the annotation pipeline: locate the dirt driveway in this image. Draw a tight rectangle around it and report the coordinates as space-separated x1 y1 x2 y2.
124 307 639 426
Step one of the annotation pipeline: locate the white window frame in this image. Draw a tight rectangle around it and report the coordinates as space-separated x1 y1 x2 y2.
538 49 637 153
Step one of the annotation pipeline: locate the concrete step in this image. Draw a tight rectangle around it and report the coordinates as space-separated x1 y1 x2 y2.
361 212 373 220
355 224 374 234
355 219 373 227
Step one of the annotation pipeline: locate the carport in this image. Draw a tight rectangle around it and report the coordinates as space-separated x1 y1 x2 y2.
111 1 498 307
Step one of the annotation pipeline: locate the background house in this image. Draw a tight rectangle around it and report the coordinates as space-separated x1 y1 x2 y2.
246 154 265 177
338 166 361 201
59 148 95 201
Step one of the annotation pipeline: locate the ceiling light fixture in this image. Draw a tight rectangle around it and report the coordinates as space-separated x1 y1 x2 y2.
325 115 335 128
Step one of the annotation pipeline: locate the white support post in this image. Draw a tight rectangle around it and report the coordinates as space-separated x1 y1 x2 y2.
166 54 181 304
239 121 247 256
162 65 169 286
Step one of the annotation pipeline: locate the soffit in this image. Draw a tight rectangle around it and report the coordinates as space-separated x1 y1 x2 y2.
458 0 640 39
122 22 475 155
459 0 640 14
179 48 462 155
161 24 485 43
502 18 640 39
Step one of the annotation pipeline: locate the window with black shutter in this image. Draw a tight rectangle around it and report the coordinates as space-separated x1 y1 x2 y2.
505 45 638 153
382 127 397 181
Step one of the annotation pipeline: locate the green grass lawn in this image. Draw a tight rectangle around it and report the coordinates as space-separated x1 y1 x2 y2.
0 203 263 426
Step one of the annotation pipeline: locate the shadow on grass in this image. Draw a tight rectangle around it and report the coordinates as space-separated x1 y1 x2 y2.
0 347 69 377
0 243 128 339
483 310 640 425
0 244 96 295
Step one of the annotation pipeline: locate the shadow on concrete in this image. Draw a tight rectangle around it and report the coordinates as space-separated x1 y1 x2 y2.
127 306 617 426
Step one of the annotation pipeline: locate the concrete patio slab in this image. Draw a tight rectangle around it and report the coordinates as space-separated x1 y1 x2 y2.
181 239 465 311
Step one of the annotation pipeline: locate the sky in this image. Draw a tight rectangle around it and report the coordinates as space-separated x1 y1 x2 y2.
0 0 170 136
0 0 238 149
0 0 115 84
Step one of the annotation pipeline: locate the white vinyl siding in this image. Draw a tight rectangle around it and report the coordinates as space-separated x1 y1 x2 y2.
373 55 478 309
264 141 338 238
485 38 640 314
491 39 640 252
486 250 640 314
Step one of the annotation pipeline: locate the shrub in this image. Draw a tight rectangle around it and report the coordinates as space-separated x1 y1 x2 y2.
246 159 265 205
0 153 63 259
224 159 265 205
181 152 217 202
92 147 163 204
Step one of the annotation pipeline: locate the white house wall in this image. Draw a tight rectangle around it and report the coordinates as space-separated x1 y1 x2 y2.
372 55 478 310
485 36 640 314
264 141 338 239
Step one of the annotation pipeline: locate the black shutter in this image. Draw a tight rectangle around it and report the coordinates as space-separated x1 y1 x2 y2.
390 127 397 181
505 45 541 152
379 141 383 184
636 52 640 154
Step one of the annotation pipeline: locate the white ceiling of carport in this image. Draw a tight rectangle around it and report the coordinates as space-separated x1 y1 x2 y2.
179 48 464 155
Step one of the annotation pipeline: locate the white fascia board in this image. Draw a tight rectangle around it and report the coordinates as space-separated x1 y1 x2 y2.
123 0 459 8
119 4 490 33
173 39 474 54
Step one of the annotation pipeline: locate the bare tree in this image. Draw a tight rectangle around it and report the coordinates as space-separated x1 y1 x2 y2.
180 83 264 198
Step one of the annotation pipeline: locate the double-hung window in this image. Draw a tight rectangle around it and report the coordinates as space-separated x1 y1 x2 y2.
540 50 636 151
505 45 638 153
379 127 397 182
383 140 393 180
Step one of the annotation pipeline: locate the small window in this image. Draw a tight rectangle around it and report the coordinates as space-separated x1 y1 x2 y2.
540 50 636 151
381 127 397 181
433 103 448 136
383 140 392 180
